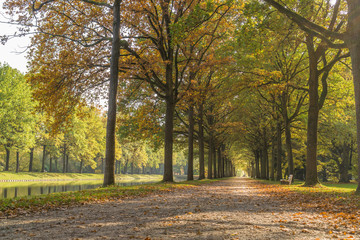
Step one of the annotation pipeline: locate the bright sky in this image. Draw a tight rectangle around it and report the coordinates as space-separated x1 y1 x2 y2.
0 0 30 73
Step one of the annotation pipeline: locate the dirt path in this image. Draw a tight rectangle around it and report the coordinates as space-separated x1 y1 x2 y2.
0 178 358 239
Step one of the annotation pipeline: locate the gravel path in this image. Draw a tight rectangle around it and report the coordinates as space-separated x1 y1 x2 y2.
0 178 357 239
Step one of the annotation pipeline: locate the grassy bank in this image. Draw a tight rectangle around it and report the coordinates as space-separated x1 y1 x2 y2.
0 179 218 218
257 179 360 210
322 182 358 191
257 179 358 193
0 172 163 181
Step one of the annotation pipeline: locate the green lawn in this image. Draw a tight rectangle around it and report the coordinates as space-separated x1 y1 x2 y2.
0 178 218 217
258 179 358 193
322 182 358 191
0 172 163 181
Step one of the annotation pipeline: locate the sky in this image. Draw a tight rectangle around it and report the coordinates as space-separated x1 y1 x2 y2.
0 0 30 73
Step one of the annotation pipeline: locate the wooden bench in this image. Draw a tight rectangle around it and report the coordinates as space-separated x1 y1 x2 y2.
280 174 293 185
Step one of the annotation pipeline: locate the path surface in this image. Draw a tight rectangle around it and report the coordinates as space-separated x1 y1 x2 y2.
0 178 357 239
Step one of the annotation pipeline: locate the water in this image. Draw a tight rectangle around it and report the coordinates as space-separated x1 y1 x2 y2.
0 175 187 199
0 180 158 199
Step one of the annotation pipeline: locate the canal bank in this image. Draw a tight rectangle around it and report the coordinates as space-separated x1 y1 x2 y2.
0 173 187 199
0 172 164 182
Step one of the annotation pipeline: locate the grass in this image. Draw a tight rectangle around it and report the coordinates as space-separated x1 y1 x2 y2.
0 179 104 188
0 178 218 217
322 182 358 191
257 179 358 193
256 178 360 211
0 172 163 181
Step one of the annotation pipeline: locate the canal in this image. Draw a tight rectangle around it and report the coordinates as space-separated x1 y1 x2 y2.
0 175 187 199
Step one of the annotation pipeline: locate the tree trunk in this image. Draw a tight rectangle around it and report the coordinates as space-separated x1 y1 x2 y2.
49 156 52 172
101 158 104 173
230 160 233 177
131 162 134 174
187 105 194 181
347 0 360 193
5 146 10 171
305 35 320 186
284 117 294 176
66 154 69 173
29 148 34 172
271 139 276 180
198 103 205 180
281 91 295 177
79 159 83 174
321 167 328 182
208 139 213 179
124 158 128 174
266 147 269 180
163 95 175 182
55 158 58 172
260 148 267 179
218 146 222 178
224 159 228 177
255 150 260 178
115 160 118 174
222 145 226 177
103 0 121 187
339 143 351 183
213 145 217 178
251 161 255 178
41 145 46 172
276 122 283 181
63 144 66 173
16 151 20 173
233 163 235 177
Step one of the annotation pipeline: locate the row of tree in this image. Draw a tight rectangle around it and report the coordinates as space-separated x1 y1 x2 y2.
227 0 357 185
0 64 142 173
0 63 234 178
1 0 358 191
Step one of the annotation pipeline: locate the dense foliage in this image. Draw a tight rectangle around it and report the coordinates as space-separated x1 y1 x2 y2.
0 0 359 192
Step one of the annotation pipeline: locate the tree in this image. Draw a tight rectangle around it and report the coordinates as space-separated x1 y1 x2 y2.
228 2 307 180
120 0 232 181
262 0 360 192
4 0 122 186
0 63 36 171
120 141 148 174
65 106 106 174
318 67 356 183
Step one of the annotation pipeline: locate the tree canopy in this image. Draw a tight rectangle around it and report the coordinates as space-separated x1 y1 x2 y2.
1 0 359 193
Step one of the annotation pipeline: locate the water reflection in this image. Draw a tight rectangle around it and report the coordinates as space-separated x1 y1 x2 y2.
0 180 159 199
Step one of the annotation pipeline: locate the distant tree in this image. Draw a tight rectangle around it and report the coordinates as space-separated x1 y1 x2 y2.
64 106 106 174
0 63 36 171
319 68 356 183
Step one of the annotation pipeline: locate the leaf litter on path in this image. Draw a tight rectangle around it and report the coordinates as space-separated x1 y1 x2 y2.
1 178 359 239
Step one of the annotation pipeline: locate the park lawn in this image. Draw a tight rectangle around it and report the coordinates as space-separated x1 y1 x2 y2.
287 181 357 193
258 179 358 192
0 177 164 190
0 179 218 218
0 172 163 181
257 179 360 210
322 182 358 191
